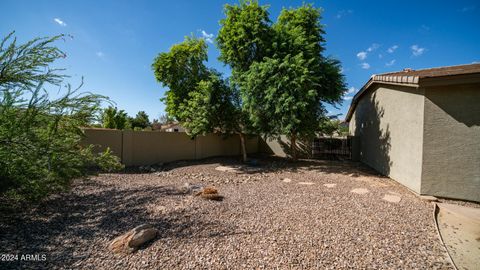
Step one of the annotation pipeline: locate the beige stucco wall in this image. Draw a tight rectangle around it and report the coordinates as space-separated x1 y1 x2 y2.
259 135 313 158
81 128 123 158
261 135 289 157
122 131 196 166
421 83 480 202
82 129 259 166
245 136 260 154
349 84 425 193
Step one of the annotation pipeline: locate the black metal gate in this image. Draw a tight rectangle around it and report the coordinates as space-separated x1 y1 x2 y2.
312 136 352 160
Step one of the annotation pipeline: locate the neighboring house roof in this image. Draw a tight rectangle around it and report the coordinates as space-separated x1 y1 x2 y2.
345 63 480 122
160 122 184 131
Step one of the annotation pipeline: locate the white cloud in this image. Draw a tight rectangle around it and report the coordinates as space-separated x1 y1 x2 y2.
336 9 353 19
360 62 370 69
367 43 379 52
356 51 367 60
96 51 105 58
356 43 379 61
54 18 67 27
419 25 430 32
410 45 426 56
343 96 353 100
385 59 396 66
387 45 398 53
347 86 357 94
460 6 476 12
200 30 214 44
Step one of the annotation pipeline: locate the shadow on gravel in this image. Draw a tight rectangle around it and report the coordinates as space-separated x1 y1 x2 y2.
122 155 383 179
0 179 237 269
213 156 382 178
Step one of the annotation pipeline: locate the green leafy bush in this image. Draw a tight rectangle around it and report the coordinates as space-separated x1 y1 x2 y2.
0 32 123 202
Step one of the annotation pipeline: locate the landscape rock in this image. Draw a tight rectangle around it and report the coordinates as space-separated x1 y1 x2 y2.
181 182 204 194
298 181 314 185
351 188 369 194
195 186 224 201
215 166 237 172
382 194 402 203
109 224 158 254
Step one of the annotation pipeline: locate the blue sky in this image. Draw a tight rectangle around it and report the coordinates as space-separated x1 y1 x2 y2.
2 0 479 120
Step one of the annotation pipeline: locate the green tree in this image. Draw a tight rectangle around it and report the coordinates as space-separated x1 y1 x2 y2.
0 32 123 202
130 111 151 130
218 2 345 160
318 118 347 137
158 114 174 125
152 37 210 122
217 0 273 72
152 37 251 162
180 73 251 161
101 106 128 130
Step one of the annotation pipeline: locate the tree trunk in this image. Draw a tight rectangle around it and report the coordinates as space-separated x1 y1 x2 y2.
291 133 297 161
238 132 248 163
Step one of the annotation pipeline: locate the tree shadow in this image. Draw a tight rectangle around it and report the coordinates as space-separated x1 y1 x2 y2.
258 135 313 159
277 136 313 159
0 178 238 269
352 91 392 176
209 154 384 177
141 153 384 178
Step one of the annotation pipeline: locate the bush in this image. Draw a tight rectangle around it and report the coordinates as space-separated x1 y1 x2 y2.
0 32 123 202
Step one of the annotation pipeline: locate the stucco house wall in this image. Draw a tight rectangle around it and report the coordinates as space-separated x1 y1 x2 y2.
421 83 480 201
349 84 425 193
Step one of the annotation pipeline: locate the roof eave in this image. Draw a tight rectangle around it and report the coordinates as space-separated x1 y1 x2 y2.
345 72 480 122
345 79 419 122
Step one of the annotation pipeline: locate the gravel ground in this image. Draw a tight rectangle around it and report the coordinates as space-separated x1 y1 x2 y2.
0 157 452 269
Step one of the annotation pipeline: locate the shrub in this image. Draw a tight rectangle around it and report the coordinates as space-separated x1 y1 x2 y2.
0 32 123 202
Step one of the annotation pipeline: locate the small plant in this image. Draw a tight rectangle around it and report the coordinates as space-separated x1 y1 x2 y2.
81 146 124 173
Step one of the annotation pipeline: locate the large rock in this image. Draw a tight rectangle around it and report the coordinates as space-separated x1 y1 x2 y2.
109 224 158 254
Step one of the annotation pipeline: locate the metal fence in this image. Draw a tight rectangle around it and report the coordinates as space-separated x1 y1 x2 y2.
312 136 352 160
